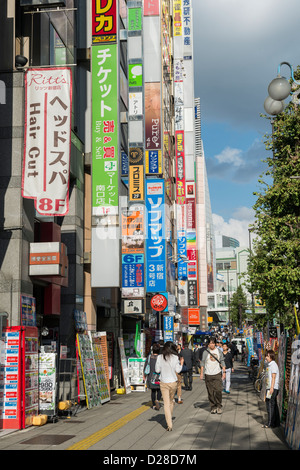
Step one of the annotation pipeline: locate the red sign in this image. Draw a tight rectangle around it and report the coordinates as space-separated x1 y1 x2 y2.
144 0 160 16
151 294 168 312
92 0 117 43
188 308 200 325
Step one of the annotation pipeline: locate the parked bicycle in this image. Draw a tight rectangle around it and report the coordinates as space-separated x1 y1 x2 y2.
254 369 266 393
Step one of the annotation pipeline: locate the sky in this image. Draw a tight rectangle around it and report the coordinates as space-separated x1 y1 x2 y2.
192 0 300 247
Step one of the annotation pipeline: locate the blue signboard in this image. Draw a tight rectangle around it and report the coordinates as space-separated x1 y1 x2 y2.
146 179 166 292
163 315 174 342
122 253 144 289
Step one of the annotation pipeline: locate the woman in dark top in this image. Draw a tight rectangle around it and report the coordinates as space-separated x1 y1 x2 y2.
222 342 234 394
143 343 162 409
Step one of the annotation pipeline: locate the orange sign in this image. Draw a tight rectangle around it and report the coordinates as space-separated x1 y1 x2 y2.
188 308 200 325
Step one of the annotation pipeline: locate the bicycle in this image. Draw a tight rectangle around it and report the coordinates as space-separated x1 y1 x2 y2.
254 370 266 393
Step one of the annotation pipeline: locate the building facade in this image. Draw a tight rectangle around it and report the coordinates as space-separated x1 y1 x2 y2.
0 0 216 401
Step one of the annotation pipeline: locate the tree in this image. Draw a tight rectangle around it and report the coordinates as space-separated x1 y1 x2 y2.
247 73 300 330
229 286 248 328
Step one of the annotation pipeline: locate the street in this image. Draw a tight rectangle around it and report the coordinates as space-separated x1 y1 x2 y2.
0 362 289 452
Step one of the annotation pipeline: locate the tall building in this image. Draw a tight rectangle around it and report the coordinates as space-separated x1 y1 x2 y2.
0 1 216 417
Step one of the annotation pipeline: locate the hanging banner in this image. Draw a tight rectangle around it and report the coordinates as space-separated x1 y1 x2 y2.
92 44 119 215
22 68 72 216
146 179 166 292
122 253 144 298
92 0 117 43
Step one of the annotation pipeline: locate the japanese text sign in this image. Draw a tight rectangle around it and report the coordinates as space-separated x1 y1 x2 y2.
22 68 72 216
146 180 166 292
92 0 117 43
92 44 119 215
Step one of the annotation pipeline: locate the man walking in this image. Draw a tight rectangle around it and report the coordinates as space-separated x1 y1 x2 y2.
180 342 194 390
200 337 226 414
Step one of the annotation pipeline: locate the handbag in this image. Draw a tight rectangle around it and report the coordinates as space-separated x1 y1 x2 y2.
150 372 160 385
181 364 188 373
144 355 150 375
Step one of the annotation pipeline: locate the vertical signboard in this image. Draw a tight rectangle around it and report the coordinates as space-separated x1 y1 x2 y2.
92 0 117 43
22 68 72 216
163 315 174 342
144 0 160 16
92 44 119 215
145 82 161 151
173 0 182 36
146 180 166 292
175 130 185 204
129 147 144 201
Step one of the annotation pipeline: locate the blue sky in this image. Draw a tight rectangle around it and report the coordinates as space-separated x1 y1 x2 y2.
192 0 300 246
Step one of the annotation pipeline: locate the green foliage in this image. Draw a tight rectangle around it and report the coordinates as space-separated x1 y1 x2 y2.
229 285 248 328
248 73 300 329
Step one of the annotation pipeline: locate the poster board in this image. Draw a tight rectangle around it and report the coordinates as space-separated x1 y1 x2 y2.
90 332 110 403
38 353 56 415
76 333 102 408
118 338 131 394
128 358 146 391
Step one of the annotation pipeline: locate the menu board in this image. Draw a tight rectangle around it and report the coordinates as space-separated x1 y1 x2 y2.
76 333 102 409
90 332 110 404
118 338 131 394
39 353 56 414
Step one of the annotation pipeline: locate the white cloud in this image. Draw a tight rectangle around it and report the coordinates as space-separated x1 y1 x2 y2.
215 147 243 166
213 208 255 247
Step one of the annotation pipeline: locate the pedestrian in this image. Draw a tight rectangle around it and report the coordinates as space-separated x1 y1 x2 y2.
143 343 162 410
176 344 183 404
200 337 226 414
262 349 280 428
193 344 201 374
180 342 194 390
222 342 234 394
155 341 184 431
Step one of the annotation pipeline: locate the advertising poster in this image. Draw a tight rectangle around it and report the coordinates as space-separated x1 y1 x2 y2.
121 206 144 254
92 44 119 215
38 353 56 413
146 179 166 292
21 294 36 327
122 253 144 296
145 82 161 151
128 64 143 87
76 333 102 409
22 68 72 216
92 0 117 43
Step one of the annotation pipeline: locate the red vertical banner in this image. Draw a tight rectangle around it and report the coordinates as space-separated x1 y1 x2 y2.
92 0 117 43
144 0 160 16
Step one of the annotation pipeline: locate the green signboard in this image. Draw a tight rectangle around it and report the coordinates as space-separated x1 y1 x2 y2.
128 8 142 31
128 63 143 87
92 44 119 215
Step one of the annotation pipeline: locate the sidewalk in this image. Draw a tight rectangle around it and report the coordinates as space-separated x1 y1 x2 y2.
0 362 289 451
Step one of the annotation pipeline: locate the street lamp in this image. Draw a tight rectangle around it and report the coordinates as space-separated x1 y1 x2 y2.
264 61 300 115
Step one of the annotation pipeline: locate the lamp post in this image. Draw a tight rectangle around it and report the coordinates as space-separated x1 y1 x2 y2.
264 61 300 115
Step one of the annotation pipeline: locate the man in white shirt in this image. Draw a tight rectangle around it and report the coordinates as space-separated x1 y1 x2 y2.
263 349 280 428
200 338 226 414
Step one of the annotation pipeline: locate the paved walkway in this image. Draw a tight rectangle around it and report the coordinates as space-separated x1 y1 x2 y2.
0 362 289 452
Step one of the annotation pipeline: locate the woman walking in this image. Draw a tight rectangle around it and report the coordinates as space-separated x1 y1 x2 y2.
143 343 162 410
155 341 184 431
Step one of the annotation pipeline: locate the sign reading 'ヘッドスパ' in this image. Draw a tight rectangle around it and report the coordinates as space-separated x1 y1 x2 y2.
22 68 72 216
